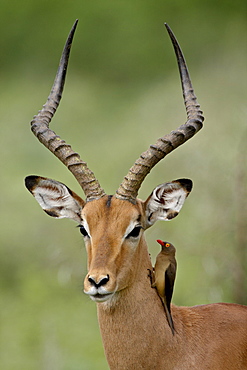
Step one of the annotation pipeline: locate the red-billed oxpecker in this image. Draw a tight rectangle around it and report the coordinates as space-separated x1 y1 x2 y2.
152 240 177 334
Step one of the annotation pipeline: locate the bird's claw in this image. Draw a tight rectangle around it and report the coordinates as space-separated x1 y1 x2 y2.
147 268 154 286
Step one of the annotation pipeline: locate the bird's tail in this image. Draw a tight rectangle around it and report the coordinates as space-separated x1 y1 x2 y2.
163 301 175 335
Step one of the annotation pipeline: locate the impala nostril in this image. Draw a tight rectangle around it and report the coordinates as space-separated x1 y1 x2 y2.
88 274 110 288
88 276 96 287
100 274 110 286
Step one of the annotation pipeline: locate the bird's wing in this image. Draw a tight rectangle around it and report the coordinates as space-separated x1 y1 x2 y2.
165 262 176 313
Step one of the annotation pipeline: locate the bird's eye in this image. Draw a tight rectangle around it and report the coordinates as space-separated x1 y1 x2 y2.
126 226 142 239
79 225 89 237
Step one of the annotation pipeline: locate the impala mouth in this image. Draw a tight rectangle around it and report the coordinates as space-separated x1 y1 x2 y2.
84 281 117 302
89 292 114 302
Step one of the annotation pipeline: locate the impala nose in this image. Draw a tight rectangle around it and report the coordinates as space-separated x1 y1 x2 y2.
88 274 110 288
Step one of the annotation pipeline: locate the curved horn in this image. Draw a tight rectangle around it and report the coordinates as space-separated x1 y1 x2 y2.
30 20 105 201
115 23 204 203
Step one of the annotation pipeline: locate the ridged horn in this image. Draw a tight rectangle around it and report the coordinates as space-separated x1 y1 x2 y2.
30 20 105 201
115 23 204 203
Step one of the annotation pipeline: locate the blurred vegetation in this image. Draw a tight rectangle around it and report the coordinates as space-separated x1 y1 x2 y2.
0 1 246 369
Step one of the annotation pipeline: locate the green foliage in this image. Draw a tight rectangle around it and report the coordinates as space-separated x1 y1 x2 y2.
0 0 246 83
0 1 246 369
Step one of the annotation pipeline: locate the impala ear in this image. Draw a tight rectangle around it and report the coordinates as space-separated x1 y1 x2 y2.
144 178 192 228
25 175 85 223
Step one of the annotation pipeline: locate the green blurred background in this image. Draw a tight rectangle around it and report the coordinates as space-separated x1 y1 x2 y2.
0 1 246 369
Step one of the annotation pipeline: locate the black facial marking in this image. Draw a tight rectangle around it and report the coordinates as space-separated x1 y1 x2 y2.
25 175 39 192
106 195 113 208
66 186 74 196
177 178 193 192
44 209 60 218
167 211 178 220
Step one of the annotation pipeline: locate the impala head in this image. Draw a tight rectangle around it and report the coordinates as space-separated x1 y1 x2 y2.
25 20 204 304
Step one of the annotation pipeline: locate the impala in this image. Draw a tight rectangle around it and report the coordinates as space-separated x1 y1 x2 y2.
25 20 247 369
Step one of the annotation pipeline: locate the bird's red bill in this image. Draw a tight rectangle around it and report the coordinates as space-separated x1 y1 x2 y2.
157 240 170 248
157 239 165 246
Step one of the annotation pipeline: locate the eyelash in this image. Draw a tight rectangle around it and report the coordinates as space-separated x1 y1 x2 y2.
126 226 142 239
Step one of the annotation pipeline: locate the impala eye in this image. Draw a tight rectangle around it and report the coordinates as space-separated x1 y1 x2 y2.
79 225 89 237
126 226 142 239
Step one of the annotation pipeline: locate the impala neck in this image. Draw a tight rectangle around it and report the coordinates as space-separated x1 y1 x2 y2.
96 238 174 369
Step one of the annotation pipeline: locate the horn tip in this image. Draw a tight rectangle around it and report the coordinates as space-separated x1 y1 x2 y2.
164 22 171 32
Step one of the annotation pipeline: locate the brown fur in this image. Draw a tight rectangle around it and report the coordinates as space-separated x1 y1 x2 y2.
82 197 247 370
25 181 247 369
